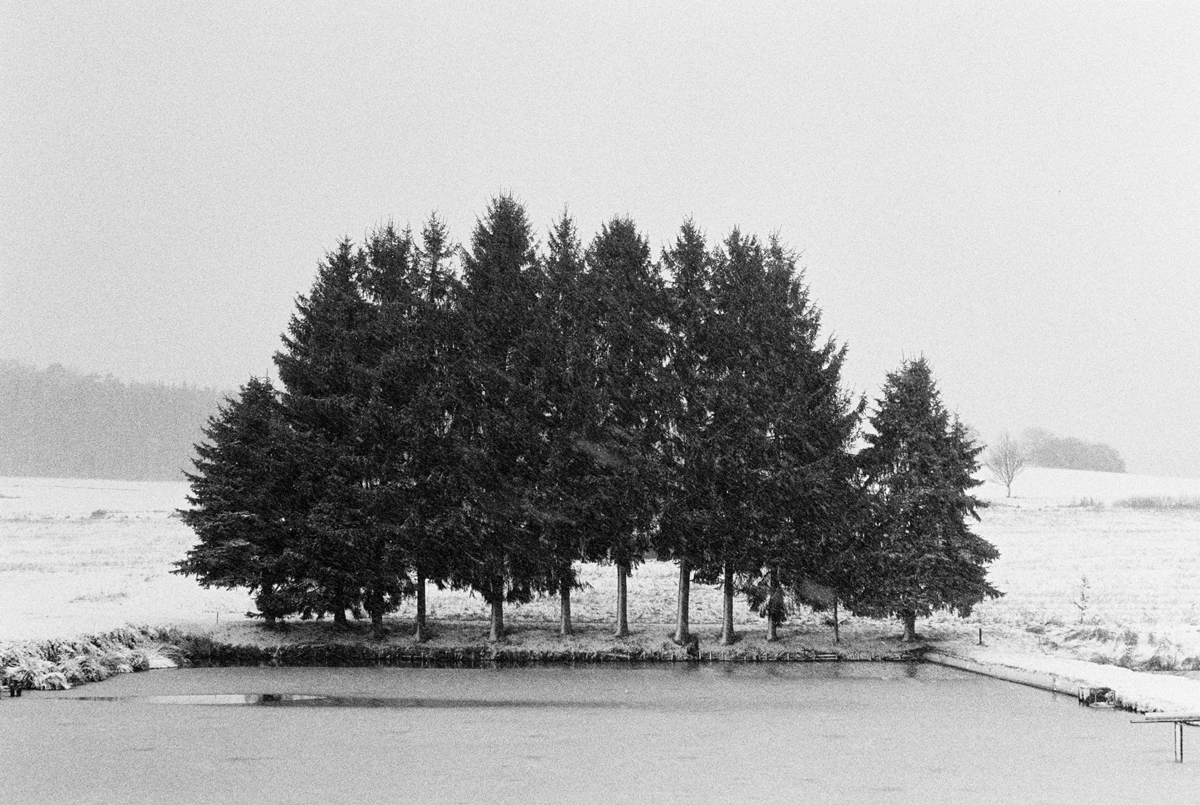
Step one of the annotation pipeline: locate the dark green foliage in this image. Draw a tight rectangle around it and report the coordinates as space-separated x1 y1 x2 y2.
581 218 671 569
274 240 395 625
854 358 1001 636
736 237 864 631
361 217 465 633
446 195 553 621
535 212 596 604
175 377 307 623
657 221 718 640
570 216 672 634
174 196 1001 644
660 229 862 641
406 216 467 596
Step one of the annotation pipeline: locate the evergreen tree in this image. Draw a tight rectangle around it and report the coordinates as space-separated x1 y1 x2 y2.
735 237 863 643
697 230 780 645
535 211 596 636
582 216 670 638
404 214 464 641
661 229 860 646
657 221 717 645
175 378 306 626
855 358 1001 641
274 240 381 626
449 195 552 641
356 224 427 633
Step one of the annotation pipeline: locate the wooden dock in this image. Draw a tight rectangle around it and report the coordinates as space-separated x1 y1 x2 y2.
1131 713 1200 762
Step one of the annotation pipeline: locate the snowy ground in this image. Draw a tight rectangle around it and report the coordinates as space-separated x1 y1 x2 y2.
6 467 1200 714
0 475 768 642
970 467 1200 661
0 477 252 641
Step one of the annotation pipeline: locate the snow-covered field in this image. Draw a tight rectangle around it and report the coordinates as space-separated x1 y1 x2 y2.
0 475 763 642
971 467 1200 662
5 466 1200 659
0 477 252 641
976 465 1200 509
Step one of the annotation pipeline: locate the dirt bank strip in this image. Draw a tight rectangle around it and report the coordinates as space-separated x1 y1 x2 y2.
3 623 931 690
925 649 1200 714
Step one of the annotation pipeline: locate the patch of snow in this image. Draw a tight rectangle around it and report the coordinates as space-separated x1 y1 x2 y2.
0 476 190 519
975 466 1200 508
936 646 1200 714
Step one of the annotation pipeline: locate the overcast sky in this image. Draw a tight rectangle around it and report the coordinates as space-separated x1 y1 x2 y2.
3 2 1198 477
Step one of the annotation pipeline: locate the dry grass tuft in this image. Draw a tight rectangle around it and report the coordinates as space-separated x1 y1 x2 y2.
1115 496 1200 511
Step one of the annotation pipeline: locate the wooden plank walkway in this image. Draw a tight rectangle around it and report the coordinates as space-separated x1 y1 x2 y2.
1131 714 1200 762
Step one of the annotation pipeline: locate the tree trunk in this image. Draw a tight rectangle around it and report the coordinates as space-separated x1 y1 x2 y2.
765 566 780 642
414 569 427 642
674 559 691 644
332 585 348 626
720 563 735 646
833 599 840 644
901 610 918 642
370 609 384 635
1005 482 1012 498
489 599 504 642
260 581 277 628
615 563 629 638
560 584 573 637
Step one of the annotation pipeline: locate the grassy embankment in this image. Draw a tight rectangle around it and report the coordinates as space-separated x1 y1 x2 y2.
5 468 1200 688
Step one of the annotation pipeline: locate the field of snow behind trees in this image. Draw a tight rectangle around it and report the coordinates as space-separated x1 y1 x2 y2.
6 466 1200 667
970 467 1200 666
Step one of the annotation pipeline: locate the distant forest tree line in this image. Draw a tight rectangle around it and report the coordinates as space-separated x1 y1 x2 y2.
0 361 222 482
177 196 1001 643
1021 427 1126 474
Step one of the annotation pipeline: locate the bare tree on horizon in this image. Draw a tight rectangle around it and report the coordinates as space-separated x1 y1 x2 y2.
984 431 1027 498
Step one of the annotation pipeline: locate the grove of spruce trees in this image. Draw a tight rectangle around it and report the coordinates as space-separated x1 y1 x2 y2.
177 195 1001 642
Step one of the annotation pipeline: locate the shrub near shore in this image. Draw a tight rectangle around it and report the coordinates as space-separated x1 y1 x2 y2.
1 626 179 691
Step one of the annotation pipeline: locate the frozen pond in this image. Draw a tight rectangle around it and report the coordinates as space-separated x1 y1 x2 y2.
6 663 1199 803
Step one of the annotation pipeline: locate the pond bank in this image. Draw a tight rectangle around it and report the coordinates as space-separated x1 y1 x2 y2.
3 619 927 689
13 617 1200 718
926 646 1200 715
171 619 927 668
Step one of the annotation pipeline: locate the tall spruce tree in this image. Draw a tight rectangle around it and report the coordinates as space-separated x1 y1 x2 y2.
404 215 463 641
658 221 717 645
735 237 863 643
274 240 381 626
582 216 670 638
450 195 552 641
855 357 1001 641
176 377 306 626
660 229 860 646
699 230 782 645
357 224 426 633
536 211 596 636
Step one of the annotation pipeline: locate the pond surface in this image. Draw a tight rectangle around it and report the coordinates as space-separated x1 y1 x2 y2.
5 663 1199 803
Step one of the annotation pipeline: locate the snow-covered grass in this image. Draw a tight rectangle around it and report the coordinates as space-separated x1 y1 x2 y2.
971 467 1200 665
0 475 767 642
6 467 1200 670
0 476 252 641
977 465 1200 509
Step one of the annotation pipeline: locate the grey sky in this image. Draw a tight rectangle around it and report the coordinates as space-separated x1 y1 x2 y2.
3 2 1198 477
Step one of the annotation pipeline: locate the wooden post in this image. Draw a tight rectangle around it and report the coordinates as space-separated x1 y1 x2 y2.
833 600 840 644
1176 722 1184 763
